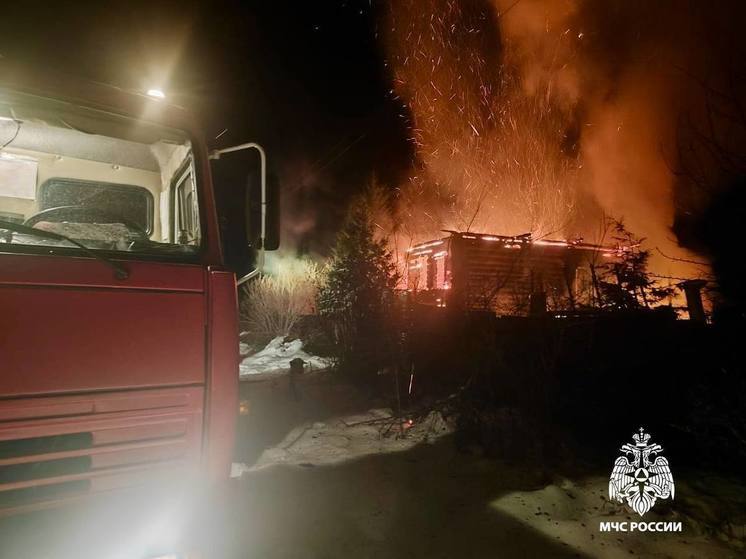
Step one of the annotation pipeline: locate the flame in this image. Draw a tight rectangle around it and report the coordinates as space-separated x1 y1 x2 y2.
380 0 713 293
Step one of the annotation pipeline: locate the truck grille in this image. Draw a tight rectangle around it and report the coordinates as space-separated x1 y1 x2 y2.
0 432 93 459
0 479 91 510
0 387 203 514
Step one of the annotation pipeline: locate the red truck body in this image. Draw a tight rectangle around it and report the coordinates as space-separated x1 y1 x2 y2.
0 65 242 550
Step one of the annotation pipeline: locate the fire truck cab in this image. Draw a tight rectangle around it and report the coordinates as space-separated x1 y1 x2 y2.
0 64 274 557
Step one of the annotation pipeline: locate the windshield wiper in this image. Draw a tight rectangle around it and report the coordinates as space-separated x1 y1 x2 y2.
0 219 129 280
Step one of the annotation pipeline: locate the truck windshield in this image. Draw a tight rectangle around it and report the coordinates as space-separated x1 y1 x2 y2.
0 90 201 259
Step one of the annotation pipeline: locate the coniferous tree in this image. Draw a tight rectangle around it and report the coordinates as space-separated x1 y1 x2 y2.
317 195 399 379
596 219 674 309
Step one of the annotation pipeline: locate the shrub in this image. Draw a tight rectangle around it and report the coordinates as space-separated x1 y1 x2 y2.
239 258 323 343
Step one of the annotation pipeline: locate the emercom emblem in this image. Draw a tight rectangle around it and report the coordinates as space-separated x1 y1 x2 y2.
609 428 675 517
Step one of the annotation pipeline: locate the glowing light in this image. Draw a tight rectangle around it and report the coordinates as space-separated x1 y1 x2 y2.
146 88 166 100
534 239 569 247
408 240 444 251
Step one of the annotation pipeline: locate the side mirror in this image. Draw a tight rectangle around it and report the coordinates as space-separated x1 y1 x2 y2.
210 142 280 278
247 171 280 251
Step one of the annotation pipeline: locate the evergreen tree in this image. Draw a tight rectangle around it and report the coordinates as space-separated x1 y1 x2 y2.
596 219 674 309
317 195 399 379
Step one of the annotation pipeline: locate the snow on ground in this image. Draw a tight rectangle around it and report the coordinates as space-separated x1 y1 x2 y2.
239 336 332 378
229 406 741 558
247 408 454 470
229 376 744 557
492 478 744 558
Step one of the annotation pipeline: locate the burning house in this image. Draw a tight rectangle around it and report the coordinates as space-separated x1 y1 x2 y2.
406 231 617 316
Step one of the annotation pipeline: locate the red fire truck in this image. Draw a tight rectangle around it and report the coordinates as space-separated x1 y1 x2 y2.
0 63 276 557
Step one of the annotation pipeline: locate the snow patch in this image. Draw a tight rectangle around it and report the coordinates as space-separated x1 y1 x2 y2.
251 408 454 470
230 462 251 479
239 336 332 378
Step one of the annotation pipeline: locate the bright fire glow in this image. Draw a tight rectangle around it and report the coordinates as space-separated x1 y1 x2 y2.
381 0 710 293
408 240 444 252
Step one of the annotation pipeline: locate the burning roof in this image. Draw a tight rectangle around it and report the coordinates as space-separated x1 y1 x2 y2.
407 231 618 257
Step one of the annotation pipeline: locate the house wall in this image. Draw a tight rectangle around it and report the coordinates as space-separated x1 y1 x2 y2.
408 234 609 315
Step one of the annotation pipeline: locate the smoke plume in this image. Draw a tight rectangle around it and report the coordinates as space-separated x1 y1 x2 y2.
381 0 746 284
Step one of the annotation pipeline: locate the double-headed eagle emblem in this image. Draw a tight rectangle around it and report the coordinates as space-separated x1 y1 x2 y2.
609 428 675 516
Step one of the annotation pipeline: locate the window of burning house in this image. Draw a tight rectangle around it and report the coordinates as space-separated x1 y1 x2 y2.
408 258 423 291
0 89 200 259
410 253 447 291
426 256 437 289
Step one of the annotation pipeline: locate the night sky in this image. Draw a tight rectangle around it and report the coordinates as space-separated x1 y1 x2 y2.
0 0 412 254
